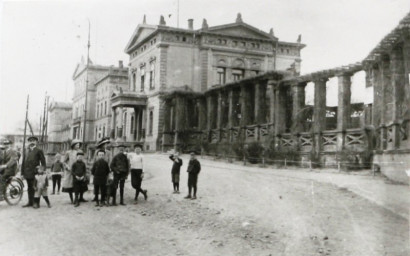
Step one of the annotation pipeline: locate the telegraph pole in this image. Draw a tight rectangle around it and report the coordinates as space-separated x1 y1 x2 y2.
82 19 91 152
21 95 29 176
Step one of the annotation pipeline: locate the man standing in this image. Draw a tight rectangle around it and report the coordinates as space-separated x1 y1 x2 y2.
110 143 129 206
127 145 148 204
22 136 46 208
184 152 201 200
169 152 183 193
0 139 18 199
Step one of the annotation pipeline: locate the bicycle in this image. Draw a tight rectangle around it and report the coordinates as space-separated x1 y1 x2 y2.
0 176 24 205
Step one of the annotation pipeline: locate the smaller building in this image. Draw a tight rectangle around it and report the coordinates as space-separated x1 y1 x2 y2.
47 101 72 153
93 61 129 143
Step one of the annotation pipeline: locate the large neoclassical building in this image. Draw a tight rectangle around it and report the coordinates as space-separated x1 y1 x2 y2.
107 12 410 184
111 13 305 151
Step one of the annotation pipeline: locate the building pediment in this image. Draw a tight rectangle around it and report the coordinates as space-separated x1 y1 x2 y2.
124 24 157 54
206 23 277 41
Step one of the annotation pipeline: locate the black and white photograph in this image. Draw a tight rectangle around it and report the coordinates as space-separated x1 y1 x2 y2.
0 0 409 255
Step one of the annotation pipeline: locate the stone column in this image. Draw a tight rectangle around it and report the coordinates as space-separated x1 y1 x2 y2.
217 91 223 129
267 81 276 133
240 85 249 127
254 81 267 124
117 106 124 139
206 94 213 131
174 96 185 150
291 81 306 133
133 107 138 141
110 107 116 139
379 57 390 150
197 97 207 131
390 46 405 149
312 77 328 155
228 89 234 128
403 34 410 118
274 84 287 135
336 73 352 151
291 81 306 150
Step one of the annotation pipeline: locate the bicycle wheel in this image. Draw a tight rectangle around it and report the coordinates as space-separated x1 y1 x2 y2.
4 178 24 205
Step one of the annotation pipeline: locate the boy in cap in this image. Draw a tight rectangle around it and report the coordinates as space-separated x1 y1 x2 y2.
184 152 201 200
33 166 51 208
91 137 112 202
22 136 46 207
91 150 110 207
110 143 129 206
71 151 87 207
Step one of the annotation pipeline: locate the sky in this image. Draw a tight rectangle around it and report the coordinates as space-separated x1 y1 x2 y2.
0 0 409 133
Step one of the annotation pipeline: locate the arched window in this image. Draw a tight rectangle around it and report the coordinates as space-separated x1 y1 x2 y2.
149 110 154 135
96 104 99 118
104 101 107 115
103 126 105 137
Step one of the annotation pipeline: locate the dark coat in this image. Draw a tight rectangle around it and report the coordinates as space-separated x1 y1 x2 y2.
187 159 201 175
110 153 129 179
23 147 46 179
72 161 87 178
1 148 18 178
91 158 110 185
169 155 183 174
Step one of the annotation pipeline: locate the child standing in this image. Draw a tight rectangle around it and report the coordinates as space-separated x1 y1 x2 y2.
33 166 51 208
71 151 87 207
51 155 64 195
169 152 183 193
91 150 110 207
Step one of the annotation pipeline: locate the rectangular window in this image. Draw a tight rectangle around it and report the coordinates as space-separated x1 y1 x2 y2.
140 68 145 92
149 62 155 90
132 72 137 91
232 69 244 81
217 67 226 84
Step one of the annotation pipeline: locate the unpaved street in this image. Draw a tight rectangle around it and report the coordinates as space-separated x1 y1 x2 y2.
0 154 408 256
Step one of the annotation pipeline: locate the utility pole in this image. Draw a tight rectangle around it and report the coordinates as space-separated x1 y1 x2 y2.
82 18 91 152
21 95 29 176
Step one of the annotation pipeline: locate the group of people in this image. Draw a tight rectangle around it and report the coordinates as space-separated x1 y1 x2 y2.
0 135 203 209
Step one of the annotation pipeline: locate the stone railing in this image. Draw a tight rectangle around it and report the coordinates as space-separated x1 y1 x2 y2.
279 133 294 149
299 132 313 152
210 129 220 143
344 128 366 151
230 126 241 141
322 130 338 152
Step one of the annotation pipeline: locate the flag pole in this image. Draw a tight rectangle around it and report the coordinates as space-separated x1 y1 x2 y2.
21 95 29 176
82 18 91 152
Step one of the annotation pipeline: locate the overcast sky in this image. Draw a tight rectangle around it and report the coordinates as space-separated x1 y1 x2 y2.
1 0 409 133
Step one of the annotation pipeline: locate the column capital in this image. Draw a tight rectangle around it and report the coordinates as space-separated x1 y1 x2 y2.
311 76 329 84
290 80 308 88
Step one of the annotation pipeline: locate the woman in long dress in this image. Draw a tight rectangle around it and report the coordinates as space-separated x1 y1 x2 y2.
62 139 82 204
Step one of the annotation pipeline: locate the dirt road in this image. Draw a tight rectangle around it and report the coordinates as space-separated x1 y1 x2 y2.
0 154 408 256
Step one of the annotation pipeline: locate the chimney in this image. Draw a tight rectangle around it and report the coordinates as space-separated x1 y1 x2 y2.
202 19 208 30
119 60 123 68
188 19 193 30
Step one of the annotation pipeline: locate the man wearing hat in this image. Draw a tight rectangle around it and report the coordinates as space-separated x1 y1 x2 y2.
0 139 19 199
110 143 129 206
22 136 46 207
91 137 112 202
184 152 201 200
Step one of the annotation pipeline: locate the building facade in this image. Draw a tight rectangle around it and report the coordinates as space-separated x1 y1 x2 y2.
93 62 129 143
71 59 111 148
47 101 72 153
112 13 305 151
